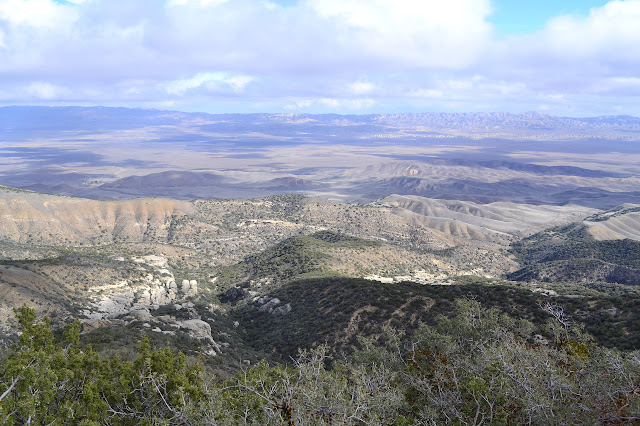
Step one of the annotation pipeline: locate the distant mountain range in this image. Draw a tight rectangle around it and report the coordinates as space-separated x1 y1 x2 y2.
2 106 640 140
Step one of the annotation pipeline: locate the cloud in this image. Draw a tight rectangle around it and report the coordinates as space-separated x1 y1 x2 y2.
542 0 640 63
165 72 254 95
25 81 69 99
490 1 640 94
307 0 492 68
167 0 229 6
284 97 375 111
0 0 77 28
348 81 375 96
0 0 492 77
0 0 639 115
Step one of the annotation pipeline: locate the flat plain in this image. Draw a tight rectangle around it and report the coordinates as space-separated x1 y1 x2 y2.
1 107 639 208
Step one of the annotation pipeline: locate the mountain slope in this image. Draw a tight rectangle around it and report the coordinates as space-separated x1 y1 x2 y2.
0 188 597 278
0 186 194 245
234 277 640 358
508 220 640 285
583 204 640 241
380 194 595 241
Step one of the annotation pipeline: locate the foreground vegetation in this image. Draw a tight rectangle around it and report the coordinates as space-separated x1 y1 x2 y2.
236 277 640 357
2 301 639 425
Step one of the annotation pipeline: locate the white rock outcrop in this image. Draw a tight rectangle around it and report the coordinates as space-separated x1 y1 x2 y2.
176 319 213 343
181 279 198 297
88 256 199 319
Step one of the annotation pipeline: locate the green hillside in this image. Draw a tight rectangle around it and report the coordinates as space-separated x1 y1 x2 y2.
233 277 640 358
508 223 640 285
215 230 383 298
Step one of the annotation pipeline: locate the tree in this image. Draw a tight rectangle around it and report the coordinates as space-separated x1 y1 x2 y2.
0 306 204 425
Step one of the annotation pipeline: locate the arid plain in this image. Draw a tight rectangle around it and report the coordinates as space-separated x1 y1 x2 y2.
2 107 640 207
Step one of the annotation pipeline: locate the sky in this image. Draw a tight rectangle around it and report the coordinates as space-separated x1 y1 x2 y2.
0 0 639 116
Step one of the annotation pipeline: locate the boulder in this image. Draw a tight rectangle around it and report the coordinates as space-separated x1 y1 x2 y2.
272 303 291 315
81 318 112 333
129 308 152 320
258 298 281 313
181 279 198 297
177 319 214 343
221 286 251 304
138 255 169 268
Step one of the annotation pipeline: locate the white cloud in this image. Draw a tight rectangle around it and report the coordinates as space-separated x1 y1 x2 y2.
166 73 224 96
409 89 443 99
25 81 69 99
165 72 255 96
284 97 375 111
496 0 640 78
306 0 492 68
0 0 494 78
348 81 375 96
284 99 314 110
319 98 340 108
167 0 229 7
593 77 640 95
0 0 77 28
540 0 640 64
226 75 254 91
0 0 640 115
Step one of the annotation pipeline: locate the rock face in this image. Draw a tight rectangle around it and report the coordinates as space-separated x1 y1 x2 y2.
256 297 291 315
176 319 214 343
222 286 251 304
86 255 197 319
80 260 222 355
181 279 198 297
272 303 291 315
258 298 281 313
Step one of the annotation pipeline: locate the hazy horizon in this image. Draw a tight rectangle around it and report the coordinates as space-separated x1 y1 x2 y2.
3 105 640 119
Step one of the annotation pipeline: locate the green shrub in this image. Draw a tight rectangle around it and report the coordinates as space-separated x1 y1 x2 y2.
0 306 204 425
